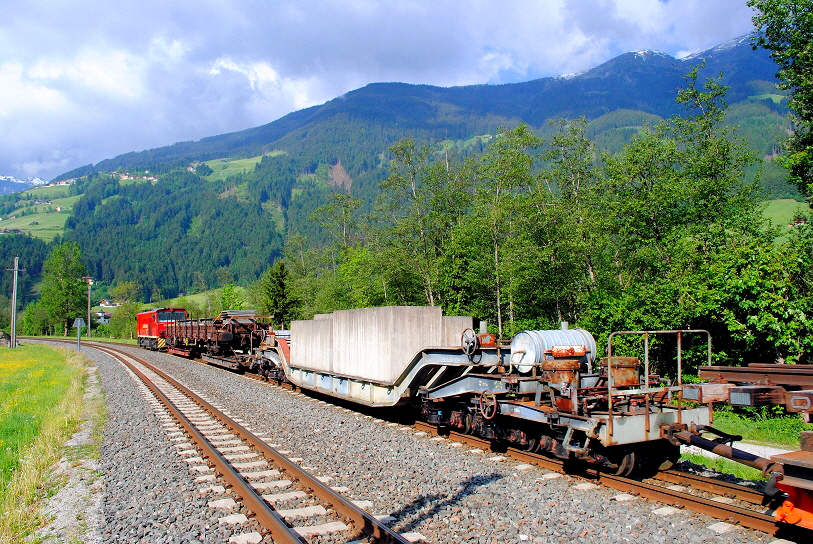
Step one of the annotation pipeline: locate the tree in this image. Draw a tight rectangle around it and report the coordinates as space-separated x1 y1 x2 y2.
109 281 142 339
40 242 87 336
311 193 362 254
749 0 813 196
221 284 245 311
256 260 296 328
21 300 51 335
472 125 543 335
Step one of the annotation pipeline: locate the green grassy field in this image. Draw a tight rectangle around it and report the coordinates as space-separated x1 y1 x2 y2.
204 154 283 181
0 345 86 539
156 286 247 308
23 186 71 199
0 193 81 241
749 93 785 104
0 346 82 487
763 198 807 227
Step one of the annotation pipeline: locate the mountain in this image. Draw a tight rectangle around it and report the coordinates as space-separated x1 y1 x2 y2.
40 33 796 299
93 34 782 175
0 175 47 195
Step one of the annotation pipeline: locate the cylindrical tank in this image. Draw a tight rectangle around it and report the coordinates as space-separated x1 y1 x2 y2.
510 327 597 374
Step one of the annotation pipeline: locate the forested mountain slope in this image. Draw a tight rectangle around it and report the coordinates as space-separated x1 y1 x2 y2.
50 34 798 300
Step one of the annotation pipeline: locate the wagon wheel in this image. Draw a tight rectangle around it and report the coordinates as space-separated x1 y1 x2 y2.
461 408 474 434
461 328 480 357
479 390 499 420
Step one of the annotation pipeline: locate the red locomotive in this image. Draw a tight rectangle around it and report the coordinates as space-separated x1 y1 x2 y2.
136 307 187 350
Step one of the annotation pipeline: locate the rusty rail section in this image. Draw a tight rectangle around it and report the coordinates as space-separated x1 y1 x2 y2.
89 343 410 544
656 470 765 504
412 421 786 536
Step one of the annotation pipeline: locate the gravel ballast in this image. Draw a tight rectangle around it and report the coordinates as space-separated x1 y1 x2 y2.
31 341 785 542
120 345 780 543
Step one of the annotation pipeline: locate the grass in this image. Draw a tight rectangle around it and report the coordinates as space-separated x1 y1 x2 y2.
23 186 71 199
0 192 81 241
763 198 807 228
675 409 811 482
0 345 88 540
204 155 263 181
749 93 785 104
711 409 813 448
153 286 247 310
679 453 766 481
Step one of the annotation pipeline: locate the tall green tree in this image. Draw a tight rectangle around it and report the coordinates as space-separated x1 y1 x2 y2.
255 260 296 328
473 125 543 335
749 0 813 196
40 242 87 336
375 139 473 307
21 300 51 336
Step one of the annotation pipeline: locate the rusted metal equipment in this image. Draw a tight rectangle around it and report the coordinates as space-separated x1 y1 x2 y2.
164 310 283 373
685 362 813 531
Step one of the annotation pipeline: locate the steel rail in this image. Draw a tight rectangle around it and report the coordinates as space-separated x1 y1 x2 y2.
411 422 787 535
656 470 765 505
92 345 305 543
25 338 788 538
91 343 410 544
597 472 778 534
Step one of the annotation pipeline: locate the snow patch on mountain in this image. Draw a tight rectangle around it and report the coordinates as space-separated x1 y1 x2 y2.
631 50 672 60
681 34 754 61
0 175 47 186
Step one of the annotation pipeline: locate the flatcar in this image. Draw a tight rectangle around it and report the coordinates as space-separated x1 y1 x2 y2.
164 310 276 370
136 307 187 350
253 306 712 477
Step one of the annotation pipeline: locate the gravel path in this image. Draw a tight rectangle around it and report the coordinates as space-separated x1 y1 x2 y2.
30 341 790 543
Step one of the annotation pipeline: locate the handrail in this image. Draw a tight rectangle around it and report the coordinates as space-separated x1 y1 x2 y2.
606 329 711 438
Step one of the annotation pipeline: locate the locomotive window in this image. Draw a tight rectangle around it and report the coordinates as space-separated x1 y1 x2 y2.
157 312 186 323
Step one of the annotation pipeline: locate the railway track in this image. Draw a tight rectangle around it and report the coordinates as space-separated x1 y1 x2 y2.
236 348 805 538
239 360 800 538
410 422 798 537
47 340 415 543
31 337 810 540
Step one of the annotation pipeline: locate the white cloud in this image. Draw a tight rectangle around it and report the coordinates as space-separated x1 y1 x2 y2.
0 63 68 115
0 0 757 179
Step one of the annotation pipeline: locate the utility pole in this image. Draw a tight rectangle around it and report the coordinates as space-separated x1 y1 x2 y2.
82 276 93 337
5 256 25 348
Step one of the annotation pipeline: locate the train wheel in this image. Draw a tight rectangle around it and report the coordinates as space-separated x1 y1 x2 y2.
657 442 680 471
461 412 473 434
616 450 638 477
523 435 539 452
615 441 678 478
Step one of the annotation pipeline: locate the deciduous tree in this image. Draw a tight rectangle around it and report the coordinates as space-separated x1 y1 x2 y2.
109 281 142 340
749 0 813 195
40 242 87 336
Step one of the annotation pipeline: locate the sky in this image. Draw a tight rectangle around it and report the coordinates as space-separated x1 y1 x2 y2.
1 0 758 181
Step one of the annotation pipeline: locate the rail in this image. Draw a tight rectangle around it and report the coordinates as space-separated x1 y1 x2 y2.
30 339 410 543
412 421 797 537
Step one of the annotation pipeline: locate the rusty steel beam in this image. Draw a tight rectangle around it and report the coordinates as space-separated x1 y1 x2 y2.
656 470 765 505
699 365 813 388
598 473 780 534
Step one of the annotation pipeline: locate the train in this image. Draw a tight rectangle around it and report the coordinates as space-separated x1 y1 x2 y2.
138 304 813 531
136 307 188 350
